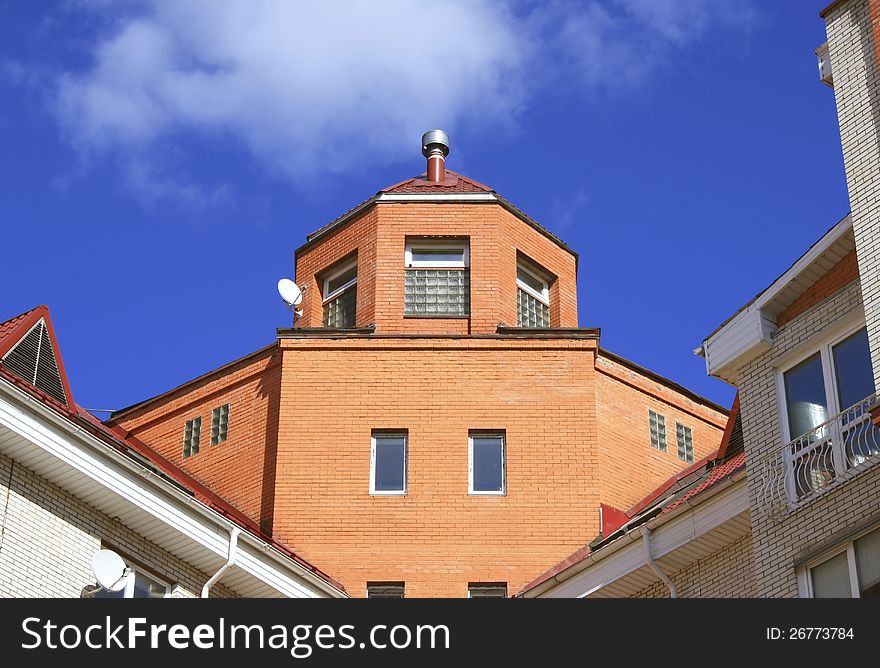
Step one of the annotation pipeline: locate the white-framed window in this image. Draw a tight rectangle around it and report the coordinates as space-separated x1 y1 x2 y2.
404 239 470 316
776 323 878 501
370 432 407 495
211 404 230 446
468 583 507 598
676 423 694 463
366 582 405 598
649 410 667 452
95 566 171 599
469 432 506 495
182 416 201 458
516 261 550 328
800 525 880 598
322 258 358 328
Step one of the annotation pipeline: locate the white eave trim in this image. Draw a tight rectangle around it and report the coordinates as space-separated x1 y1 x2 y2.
376 192 497 202
0 378 345 598
700 214 852 382
526 473 748 598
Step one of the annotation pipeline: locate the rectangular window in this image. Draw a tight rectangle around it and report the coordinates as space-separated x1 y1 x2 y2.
780 325 879 502
370 432 407 495
807 525 880 598
676 423 693 463
322 259 358 328
94 567 170 599
182 417 201 458
366 583 405 598
404 239 470 317
211 404 230 446
469 433 505 495
649 410 667 452
468 583 507 598
516 262 550 328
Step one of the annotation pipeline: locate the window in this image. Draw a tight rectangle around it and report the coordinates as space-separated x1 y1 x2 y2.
468 583 507 598
404 239 470 316
779 325 879 501
367 583 405 598
370 432 407 495
211 404 230 446
676 423 694 463
517 261 550 328
649 410 667 452
805 526 880 598
182 417 201 458
322 258 358 328
94 567 170 599
469 433 505 495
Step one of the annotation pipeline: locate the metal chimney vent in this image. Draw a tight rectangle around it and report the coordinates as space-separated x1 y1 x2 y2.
2 318 67 405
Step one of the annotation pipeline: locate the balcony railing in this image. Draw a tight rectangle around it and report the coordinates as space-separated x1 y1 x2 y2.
754 392 880 517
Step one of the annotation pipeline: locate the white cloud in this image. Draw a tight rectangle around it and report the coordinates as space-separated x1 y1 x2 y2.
49 0 753 198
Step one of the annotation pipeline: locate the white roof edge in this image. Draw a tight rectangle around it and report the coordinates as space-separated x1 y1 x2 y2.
376 192 498 202
701 213 853 347
0 377 346 598
525 472 748 598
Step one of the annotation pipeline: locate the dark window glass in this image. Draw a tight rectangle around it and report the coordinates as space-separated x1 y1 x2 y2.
472 435 504 493
784 353 828 439
374 435 406 492
833 328 875 409
323 286 357 328
367 583 405 598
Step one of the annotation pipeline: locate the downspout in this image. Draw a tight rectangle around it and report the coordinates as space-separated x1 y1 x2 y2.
640 525 678 598
202 527 240 598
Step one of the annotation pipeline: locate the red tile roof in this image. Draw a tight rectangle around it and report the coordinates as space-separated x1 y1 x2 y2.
0 306 345 594
383 169 493 193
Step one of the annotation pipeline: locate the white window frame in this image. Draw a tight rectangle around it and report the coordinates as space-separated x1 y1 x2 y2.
322 258 358 303
775 319 868 445
516 262 550 306
370 433 408 496
798 524 880 598
404 239 469 268
468 433 506 496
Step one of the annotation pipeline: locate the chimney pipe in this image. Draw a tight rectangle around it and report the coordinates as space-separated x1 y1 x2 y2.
422 130 449 182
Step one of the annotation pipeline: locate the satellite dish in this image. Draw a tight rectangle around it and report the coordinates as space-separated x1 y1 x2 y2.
91 549 128 592
277 278 303 307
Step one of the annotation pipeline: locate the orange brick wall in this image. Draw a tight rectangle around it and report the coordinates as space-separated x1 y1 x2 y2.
594 353 728 511
294 202 578 334
110 346 282 532
274 336 600 598
777 250 859 327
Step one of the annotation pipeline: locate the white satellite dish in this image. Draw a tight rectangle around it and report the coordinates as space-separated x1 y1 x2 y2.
277 278 303 307
91 549 128 592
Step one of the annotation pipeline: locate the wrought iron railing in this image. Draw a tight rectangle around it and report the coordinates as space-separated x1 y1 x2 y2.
754 392 880 517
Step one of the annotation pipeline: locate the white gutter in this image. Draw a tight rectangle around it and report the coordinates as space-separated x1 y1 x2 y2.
640 526 678 598
202 527 240 597
0 378 346 598
376 192 497 202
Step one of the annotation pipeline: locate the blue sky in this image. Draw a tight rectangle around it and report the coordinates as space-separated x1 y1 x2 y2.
0 1 847 413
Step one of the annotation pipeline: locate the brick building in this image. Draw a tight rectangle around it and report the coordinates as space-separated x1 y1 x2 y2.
107 132 727 598
523 0 880 599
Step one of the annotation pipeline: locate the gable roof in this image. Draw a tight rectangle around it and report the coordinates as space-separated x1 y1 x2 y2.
518 399 744 596
0 305 74 410
0 306 345 596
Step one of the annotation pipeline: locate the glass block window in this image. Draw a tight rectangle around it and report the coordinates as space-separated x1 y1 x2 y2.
649 410 667 452
322 258 358 328
404 269 470 316
182 417 201 458
676 423 693 463
517 262 551 328
367 583 405 598
518 288 550 327
323 286 357 328
211 404 230 446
